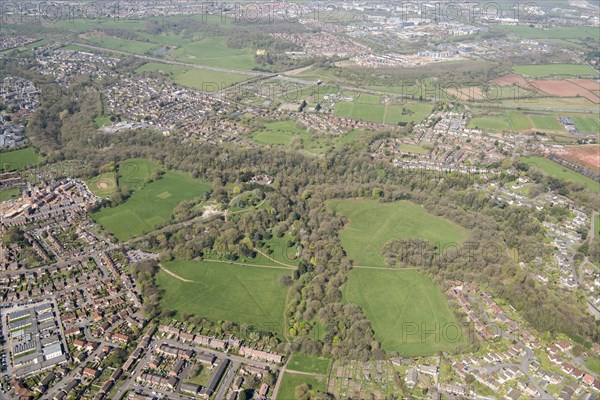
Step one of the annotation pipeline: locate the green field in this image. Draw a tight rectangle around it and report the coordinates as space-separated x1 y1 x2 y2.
135 62 250 91
249 120 338 154
521 156 600 194
343 268 464 355
469 114 512 131
117 158 160 192
286 353 331 375
157 260 289 336
573 117 600 133
334 101 433 125
86 172 117 198
0 188 21 201
494 25 600 40
277 373 327 400
513 64 598 78
1 147 43 172
84 35 160 54
587 356 600 375
93 169 211 240
401 144 429 155
328 199 469 267
166 37 258 71
529 115 564 131
93 115 112 128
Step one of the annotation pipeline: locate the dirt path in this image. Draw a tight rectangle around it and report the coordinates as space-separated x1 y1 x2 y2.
204 259 295 270
253 247 297 268
159 264 194 282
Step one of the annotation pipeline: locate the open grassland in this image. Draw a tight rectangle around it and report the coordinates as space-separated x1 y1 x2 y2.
327 199 469 267
343 268 464 355
93 169 211 240
157 260 289 336
514 64 598 78
135 62 250 91
166 37 258 71
287 353 331 375
1 147 43 172
521 156 600 194
86 172 117 198
277 373 328 400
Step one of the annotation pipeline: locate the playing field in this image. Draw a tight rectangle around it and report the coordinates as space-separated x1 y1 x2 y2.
166 37 258 71
334 101 433 125
286 353 331 375
157 260 289 336
514 64 598 78
117 158 160 192
277 373 327 400
343 268 463 355
93 170 211 240
135 62 250 91
493 25 600 40
529 115 564 131
84 35 160 54
327 199 469 267
251 120 308 147
86 172 117 198
1 147 43 172
573 117 600 133
521 156 600 194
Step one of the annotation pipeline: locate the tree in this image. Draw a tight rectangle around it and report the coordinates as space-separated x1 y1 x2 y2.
295 383 310 400
3 227 25 246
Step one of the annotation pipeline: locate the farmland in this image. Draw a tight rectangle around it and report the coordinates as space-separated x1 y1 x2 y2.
135 62 250 91
513 64 598 78
83 35 161 54
92 165 211 240
157 260 289 336
521 156 600 194
1 147 43 172
327 199 469 267
573 117 600 133
343 268 464 355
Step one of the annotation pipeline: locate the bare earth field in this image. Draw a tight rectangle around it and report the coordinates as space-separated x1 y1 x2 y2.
554 145 600 175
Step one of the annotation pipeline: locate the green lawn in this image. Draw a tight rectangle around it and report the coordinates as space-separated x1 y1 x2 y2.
93 170 211 240
572 117 600 133
0 188 21 201
328 199 469 267
84 35 160 54
343 268 464 355
157 260 289 336
468 113 511 131
334 101 433 125
507 110 533 130
277 373 327 400
86 172 117 198
286 353 330 375
135 62 250 91
587 356 600 375
251 120 308 147
1 147 43 172
513 64 598 78
401 144 429 155
521 156 600 194
117 158 160 192
166 37 258 71
93 115 112 128
530 115 564 131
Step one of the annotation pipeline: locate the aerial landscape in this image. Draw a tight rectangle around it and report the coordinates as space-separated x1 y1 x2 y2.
0 1 599 399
